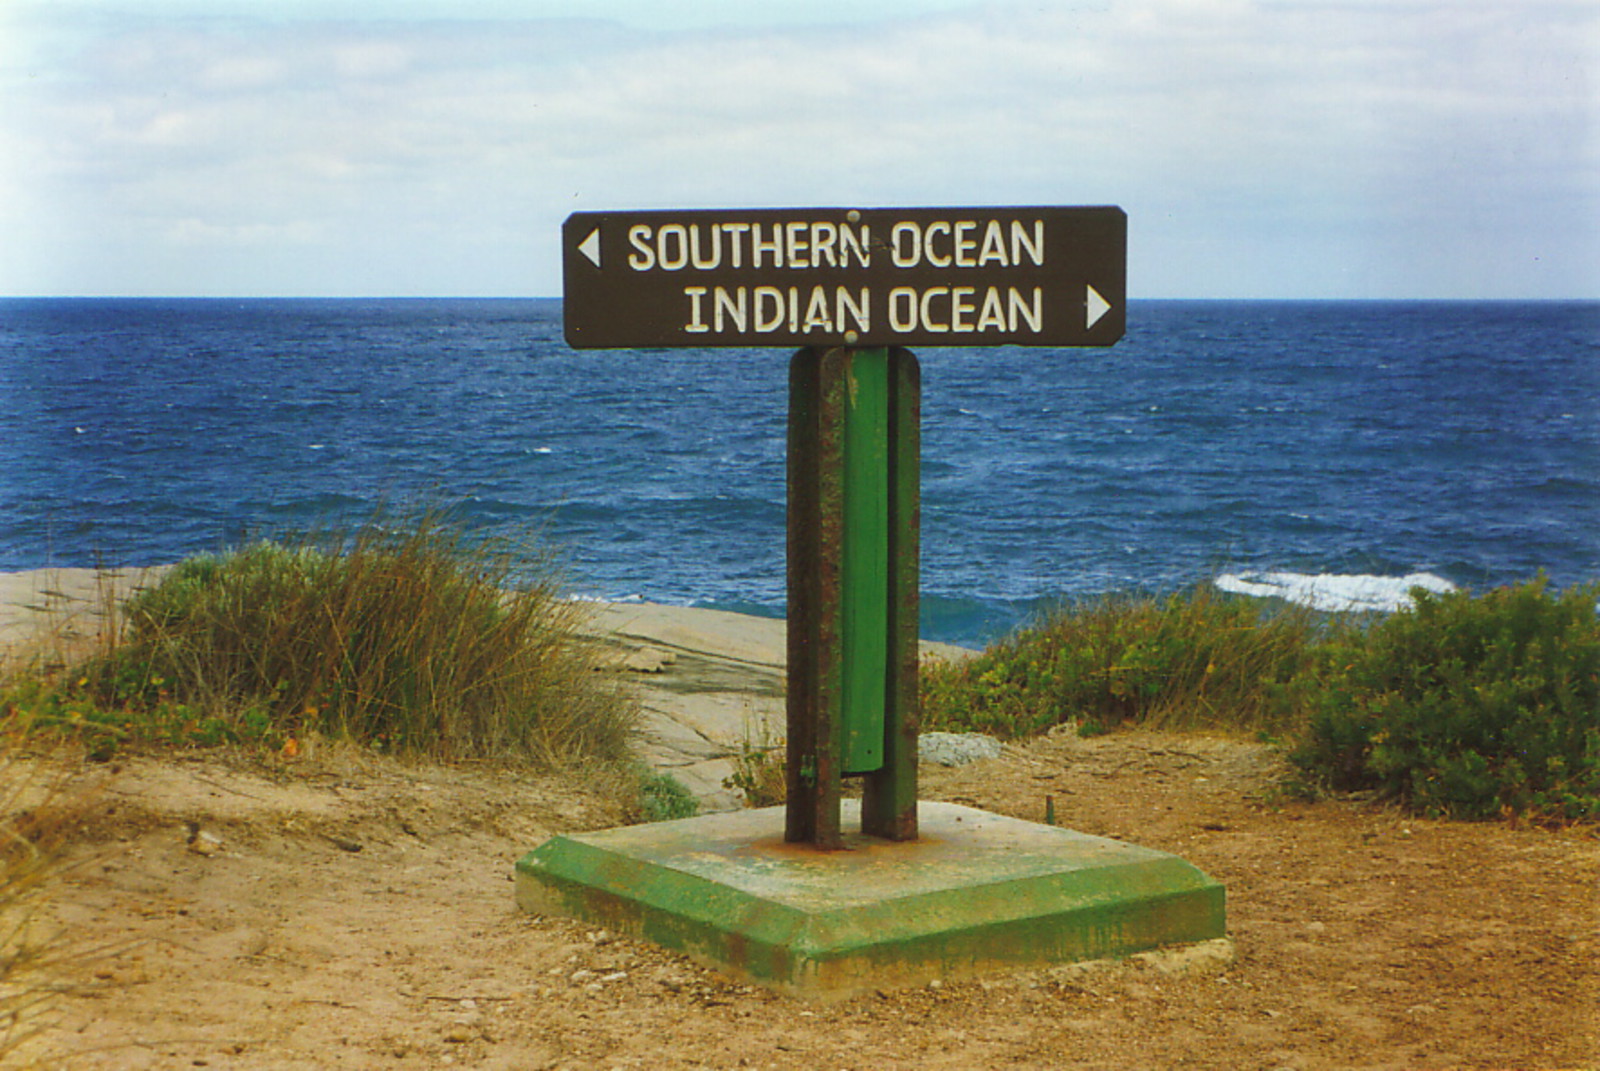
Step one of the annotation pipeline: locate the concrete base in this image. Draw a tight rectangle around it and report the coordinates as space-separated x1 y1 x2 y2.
515 801 1225 1000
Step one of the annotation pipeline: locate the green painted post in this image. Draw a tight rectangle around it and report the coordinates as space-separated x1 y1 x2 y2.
862 347 920 841
841 349 890 775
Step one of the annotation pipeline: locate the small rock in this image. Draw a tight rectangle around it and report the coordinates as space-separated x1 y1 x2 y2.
599 971 627 984
186 827 224 857
570 969 598 983
918 732 1003 767
619 647 675 673
442 1025 474 1044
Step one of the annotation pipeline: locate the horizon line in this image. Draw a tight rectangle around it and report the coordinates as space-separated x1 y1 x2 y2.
4 294 1597 303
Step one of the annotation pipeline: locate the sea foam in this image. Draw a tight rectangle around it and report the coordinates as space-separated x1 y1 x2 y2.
1213 571 1457 613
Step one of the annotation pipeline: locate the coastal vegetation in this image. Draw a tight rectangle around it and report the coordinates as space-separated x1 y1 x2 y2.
1 510 635 768
922 577 1600 823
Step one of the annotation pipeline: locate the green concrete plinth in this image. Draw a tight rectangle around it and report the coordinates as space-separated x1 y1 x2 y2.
515 801 1224 1000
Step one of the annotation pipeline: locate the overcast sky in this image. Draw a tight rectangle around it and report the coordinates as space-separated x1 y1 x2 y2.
2 0 1595 299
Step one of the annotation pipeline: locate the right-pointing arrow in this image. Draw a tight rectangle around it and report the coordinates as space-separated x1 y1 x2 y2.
1086 285 1111 330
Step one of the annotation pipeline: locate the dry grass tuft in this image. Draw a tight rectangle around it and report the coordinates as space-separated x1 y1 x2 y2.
0 714 108 1062
74 507 637 766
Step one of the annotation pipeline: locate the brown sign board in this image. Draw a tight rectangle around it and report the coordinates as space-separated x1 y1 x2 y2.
562 206 1125 349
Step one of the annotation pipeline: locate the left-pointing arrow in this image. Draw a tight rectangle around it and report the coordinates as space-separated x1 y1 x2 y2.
578 228 601 268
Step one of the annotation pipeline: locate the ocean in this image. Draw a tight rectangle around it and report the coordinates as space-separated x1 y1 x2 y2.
1 298 1595 648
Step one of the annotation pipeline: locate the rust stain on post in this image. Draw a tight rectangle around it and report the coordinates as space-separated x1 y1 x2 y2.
786 348 843 848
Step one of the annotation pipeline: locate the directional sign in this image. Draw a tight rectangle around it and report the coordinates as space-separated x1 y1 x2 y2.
562 206 1125 349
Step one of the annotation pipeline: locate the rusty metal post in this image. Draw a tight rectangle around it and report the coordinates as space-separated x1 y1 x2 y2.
787 347 920 847
786 347 844 847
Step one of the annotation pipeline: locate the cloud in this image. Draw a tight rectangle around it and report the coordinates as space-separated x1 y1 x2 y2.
1 0 1594 296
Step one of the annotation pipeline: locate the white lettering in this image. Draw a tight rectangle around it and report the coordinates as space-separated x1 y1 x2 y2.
837 287 869 333
802 285 832 332
785 222 809 269
953 221 978 267
978 220 1007 266
657 224 688 270
1012 219 1044 266
722 222 749 268
811 222 838 267
689 225 721 270
754 286 785 331
683 287 709 332
920 287 950 332
1010 286 1042 332
924 221 952 268
625 215 1037 273
875 285 1045 334
627 224 654 270
840 223 870 268
890 223 920 268
714 286 747 332
951 286 976 331
977 287 1006 331
888 287 917 332
752 224 782 269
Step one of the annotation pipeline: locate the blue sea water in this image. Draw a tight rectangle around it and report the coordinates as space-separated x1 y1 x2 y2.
1 298 1595 648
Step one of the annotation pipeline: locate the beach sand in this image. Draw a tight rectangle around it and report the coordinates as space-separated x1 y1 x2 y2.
2 568 1595 1068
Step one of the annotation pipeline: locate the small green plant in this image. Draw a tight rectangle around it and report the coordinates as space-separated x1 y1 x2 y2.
723 711 787 808
634 769 698 823
922 585 1329 739
0 672 278 761
1293 576 1600 822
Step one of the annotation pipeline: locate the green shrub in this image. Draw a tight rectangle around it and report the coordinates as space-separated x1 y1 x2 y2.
634 769 699 823
922 585 1327 738
74 509 635 766
0 673 277 760
1293 577 1600 821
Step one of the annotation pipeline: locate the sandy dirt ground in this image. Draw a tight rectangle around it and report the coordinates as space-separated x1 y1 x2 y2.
2 569 1597 1069
8 730 1597 1071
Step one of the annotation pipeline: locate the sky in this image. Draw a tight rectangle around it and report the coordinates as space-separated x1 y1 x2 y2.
1 0 1595 299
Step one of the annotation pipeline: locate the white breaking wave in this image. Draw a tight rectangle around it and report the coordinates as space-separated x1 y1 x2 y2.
1214 570 1458 613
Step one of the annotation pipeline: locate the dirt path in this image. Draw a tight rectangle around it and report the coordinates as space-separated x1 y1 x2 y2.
13 730 1598 1070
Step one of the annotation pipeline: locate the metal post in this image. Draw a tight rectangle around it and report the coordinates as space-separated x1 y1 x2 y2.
862 347 920 841
785 347 844 848
787 346 920 846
